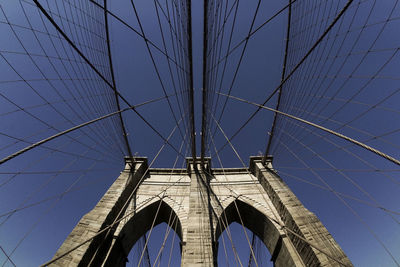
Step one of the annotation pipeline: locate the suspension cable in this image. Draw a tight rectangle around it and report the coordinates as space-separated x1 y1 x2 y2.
217 92 400 167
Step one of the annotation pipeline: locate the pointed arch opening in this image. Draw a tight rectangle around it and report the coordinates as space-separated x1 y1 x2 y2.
217 222 273 266
104 199 183 266
215 199 303 267
127 222 182 266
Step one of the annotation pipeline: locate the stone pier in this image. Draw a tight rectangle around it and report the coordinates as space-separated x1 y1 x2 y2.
50 156 352 267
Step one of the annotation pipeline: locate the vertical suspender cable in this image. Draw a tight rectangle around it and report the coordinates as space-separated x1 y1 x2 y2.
187 0 197 160
201 0 209 164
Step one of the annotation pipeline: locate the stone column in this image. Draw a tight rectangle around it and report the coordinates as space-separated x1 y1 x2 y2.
181 158 217 267
250 156 352 267
50 157 148 266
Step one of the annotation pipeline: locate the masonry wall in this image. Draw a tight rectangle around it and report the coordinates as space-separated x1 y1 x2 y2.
50 157 352 267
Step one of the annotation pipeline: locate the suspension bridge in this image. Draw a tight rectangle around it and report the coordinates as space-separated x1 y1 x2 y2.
0 0 399 266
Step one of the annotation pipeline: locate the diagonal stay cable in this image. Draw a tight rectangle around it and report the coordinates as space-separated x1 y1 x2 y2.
104 0 132 157
153 0 188 138
32 0 182 156
129 0 187 146
0 90 120 162
0 129 117 164
132 117 190 267
206 128 260 267
41 172 176 266
217 92 400 167
205 0 226 114
211 0 262 141
0 151 110 267
277 121 400 226
280 101 400 156
0 171 114 220
208 0 240 133
151 131 190 267
36 0 157 147
274 167 400 173
276 110 400 186
166 218 178 267
154 0 190 53
206 0 238 57
0 95 181 166
40 116 186 266
276 169 400 216
0 140 111 226
137 126 189 266
89 0 186 72
0 9 122 161
2 147 109 267
264 0 293 162
209 0 299 72
273 118 400 216
203 0 233 158
247 233 256 267
0 169 115 175
154 0 190 57
164 0 190 123
212 0 354 154
0 131 114 189
7 2 125 157
0 246 16 267
26 0 127 155
209 111 351 267
276 126 400 266
152 211 179 267
206 130 246 267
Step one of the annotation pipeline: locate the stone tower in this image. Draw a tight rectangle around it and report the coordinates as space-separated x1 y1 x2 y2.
50 157 352 266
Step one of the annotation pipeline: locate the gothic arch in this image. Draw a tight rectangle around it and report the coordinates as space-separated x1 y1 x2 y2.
52 158 351 266
103 199 183 266
215 199 304 267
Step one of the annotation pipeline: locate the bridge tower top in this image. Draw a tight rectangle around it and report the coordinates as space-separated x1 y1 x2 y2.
49 156 352 267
